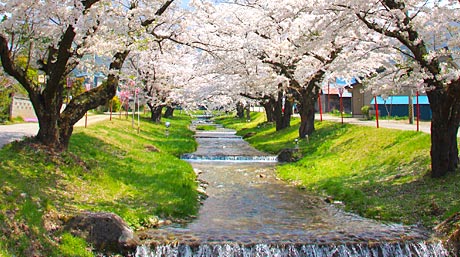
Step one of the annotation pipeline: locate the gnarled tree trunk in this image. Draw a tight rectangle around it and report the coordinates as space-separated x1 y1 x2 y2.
428 87 460 177
164 106 174 118
274 90 292 131
297 87 317 138
148 103 164 123
291 73 323 139
0 20 129 151
245 104 251 121
261 99 276 123
236 101 245 118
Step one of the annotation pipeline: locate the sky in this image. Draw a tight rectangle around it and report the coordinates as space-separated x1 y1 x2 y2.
180 0 190 8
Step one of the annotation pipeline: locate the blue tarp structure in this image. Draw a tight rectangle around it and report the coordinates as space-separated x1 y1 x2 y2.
370 96 429 105
370 95 432 120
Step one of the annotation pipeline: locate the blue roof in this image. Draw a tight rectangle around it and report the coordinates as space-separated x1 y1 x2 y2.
371 95 429 105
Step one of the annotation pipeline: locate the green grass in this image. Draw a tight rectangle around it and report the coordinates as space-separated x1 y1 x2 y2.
57 233 93 257
0 114 198 256
329 109 353 118
216 112 460 228
195 125 217 131
213 112 267 131
215 112 301 153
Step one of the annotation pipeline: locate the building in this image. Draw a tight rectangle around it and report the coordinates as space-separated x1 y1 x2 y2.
319 79 353 113
346 82 374 117
371 95 432 120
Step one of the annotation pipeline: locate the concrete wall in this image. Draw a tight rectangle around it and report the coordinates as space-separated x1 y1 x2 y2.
10 95 37 122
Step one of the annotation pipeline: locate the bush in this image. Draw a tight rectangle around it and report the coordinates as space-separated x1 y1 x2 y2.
96 96 122 113
361 105 371 120
0 89 13 123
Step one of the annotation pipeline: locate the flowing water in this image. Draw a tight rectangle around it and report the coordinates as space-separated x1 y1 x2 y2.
135 120 449 256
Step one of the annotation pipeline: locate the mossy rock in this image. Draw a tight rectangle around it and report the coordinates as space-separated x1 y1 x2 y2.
277 148 301 163
64 211 139 255
243 132 257 138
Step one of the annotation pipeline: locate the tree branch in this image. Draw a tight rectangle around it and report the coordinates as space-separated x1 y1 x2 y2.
142 0 175 27
82 0 100 10
240 92 272 101
0 34 33 94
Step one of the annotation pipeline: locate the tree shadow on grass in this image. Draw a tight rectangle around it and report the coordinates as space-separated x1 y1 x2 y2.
308 151 460 228
68 132 198 221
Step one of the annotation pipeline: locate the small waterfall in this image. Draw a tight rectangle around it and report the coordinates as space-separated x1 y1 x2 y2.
135 241 450 257
191 115 214 120
194 135 241 139
181 154 278 162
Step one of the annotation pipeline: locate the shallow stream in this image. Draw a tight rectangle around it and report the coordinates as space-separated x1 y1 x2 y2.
136 122 448 256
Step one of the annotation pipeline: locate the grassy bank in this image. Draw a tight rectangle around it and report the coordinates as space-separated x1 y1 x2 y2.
215 112 460 228
0 114 198 256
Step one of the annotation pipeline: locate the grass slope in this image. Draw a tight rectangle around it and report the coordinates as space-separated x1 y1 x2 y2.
216 112 460 228
0 114 198 256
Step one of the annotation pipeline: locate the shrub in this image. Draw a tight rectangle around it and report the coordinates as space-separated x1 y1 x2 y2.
361 105 371 120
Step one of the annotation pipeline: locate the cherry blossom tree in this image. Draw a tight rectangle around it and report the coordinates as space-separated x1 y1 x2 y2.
126 42 200 121
334 0 460 177
181 0 294 128
0 0 176 151
186 0 386 136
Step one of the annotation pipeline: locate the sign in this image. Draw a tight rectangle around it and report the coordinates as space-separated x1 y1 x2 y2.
38 75 46 84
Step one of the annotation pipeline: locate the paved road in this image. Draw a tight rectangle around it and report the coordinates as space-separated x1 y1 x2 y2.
0 114 110 148
316 113 432 134
316 114 460 138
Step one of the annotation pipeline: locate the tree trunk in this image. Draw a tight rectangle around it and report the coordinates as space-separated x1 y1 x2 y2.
29 67 123 151
164 106 174 118
281 98 293 129
0 24 128 152
149 103 164 123
446 124 459 172
428 88 460 178
245 104 251 121
33 89 63 150
274 91 292 131
297 90 316 138
261 100 276 122
236 102 245 118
